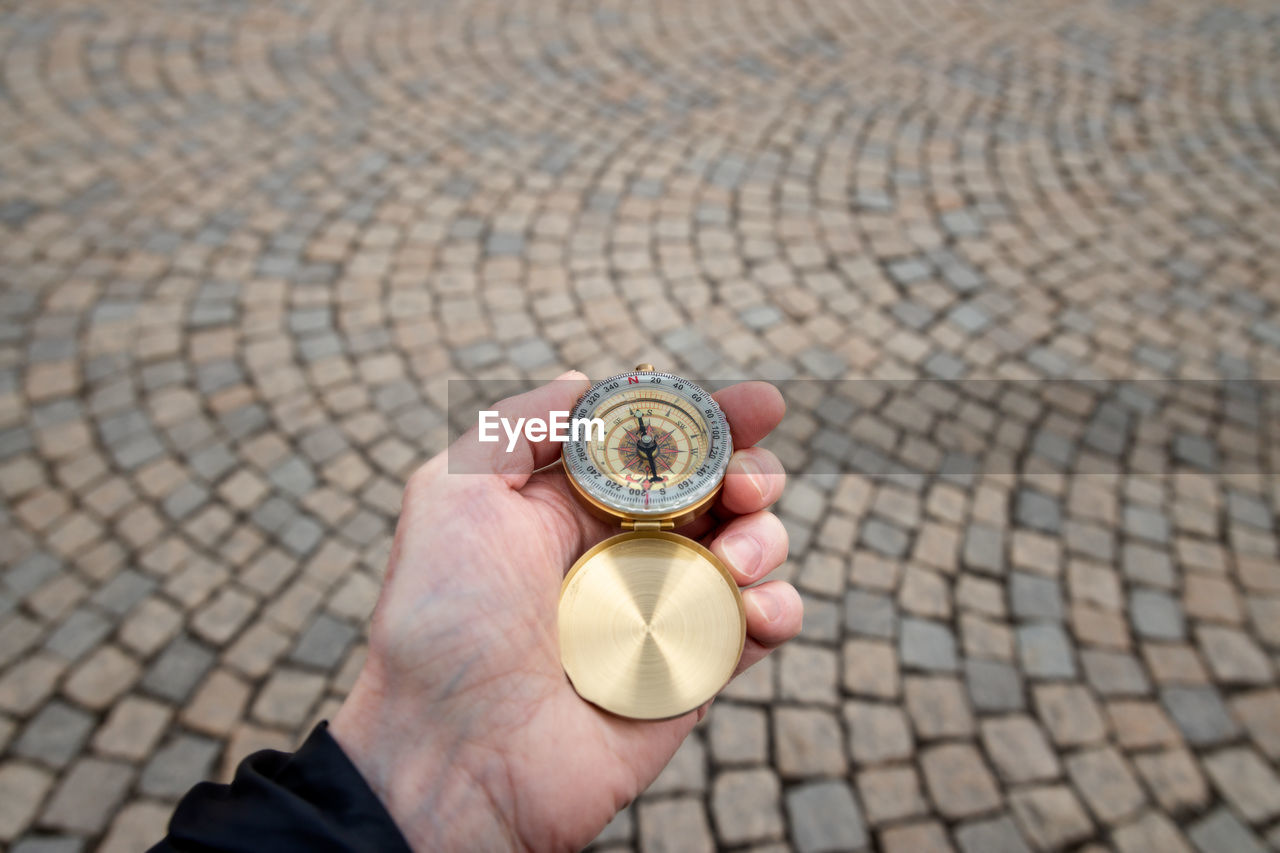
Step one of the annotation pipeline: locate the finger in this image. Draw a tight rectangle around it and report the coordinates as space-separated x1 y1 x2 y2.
743 581 803 645
447 371 590 487
712 381 785 449
729 581 803 679
674 447 786 541
707 511 789 586
718 447 786 516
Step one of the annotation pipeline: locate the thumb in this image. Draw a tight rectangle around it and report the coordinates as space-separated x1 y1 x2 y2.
447 370 591 488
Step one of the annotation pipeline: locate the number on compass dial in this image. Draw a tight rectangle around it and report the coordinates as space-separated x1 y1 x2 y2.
564 370 732 515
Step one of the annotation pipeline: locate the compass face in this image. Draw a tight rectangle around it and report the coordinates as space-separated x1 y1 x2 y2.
564 370 732 517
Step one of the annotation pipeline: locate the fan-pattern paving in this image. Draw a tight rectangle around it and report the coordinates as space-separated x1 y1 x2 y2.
1 0 1279 850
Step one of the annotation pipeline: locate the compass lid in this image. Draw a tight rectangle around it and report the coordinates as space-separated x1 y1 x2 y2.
558 530 746 720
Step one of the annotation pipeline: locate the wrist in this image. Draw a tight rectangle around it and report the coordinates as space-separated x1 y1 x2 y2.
331 669 524 852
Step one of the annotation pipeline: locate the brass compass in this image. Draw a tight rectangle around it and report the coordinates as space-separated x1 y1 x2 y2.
558 365 744 720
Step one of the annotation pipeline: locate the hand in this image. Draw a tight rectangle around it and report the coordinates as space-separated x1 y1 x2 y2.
330 372 802 851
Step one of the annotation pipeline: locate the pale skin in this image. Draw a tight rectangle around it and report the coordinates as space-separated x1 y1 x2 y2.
331 372 803 851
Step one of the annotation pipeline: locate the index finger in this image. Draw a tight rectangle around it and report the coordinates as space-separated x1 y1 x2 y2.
713 381 786 448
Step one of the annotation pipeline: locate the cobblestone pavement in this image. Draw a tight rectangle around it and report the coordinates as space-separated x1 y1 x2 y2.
2 0 1280 850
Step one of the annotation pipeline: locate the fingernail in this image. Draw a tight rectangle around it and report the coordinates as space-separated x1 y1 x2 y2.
735 454 767 501
721 532 762 580
555 369 586 382
753 588 781 623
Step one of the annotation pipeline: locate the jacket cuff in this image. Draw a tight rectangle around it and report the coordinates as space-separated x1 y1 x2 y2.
152 721 413 853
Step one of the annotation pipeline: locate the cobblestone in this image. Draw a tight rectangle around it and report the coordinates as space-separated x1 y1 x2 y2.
1134 749 1210 815
138 735 220 800
2 0 1279 848
1160 686 1240 746
965 659 1025 712
774 707 845 778
1132 590 1186 640
1065 746 1146 825
777 643 838 705
1017 623 1077 679
879 820 949 853
39 758 133 834
710 769 783 845
1201 748 1280 823
954 815 1031 853
92 698 172 761
920 743 1001 820
708 703 767 766
1195 626 1273 684
841 639 899 699
1187 808 1268 853
1007 785 1094 850
1112 811 1193 853
900 619 958 673
0 763 54 842
786 781 866 853
98 801 171 853
638 798 712 853
981 716 1060 784
13 702 94 770
857 765 927 825
905 676 974 740
1034 684 1107 747
845 701 913 764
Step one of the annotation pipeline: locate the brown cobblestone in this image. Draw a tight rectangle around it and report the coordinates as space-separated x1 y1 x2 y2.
0 761 53 841
921 743 1001 820
1008 785 1094 850
858 765 928 825
1134 749 1210 815
62 645 140 710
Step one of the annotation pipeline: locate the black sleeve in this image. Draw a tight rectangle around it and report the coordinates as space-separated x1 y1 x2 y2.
149 722 414 853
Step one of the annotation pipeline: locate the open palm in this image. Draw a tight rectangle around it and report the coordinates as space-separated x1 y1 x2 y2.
331 372 801 852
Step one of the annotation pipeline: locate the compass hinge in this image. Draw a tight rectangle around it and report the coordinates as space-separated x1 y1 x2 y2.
623 519 673 531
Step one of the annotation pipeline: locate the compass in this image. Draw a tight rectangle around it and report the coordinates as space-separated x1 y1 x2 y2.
558 364 744 720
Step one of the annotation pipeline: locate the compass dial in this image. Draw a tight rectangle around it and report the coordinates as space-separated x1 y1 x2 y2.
564 370 732 518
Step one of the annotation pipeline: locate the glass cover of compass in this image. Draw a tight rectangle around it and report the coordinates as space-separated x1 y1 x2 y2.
561 367 732 526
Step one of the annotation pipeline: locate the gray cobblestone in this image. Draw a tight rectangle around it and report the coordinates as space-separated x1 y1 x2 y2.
139 734 220 799
141 636 216 703
13 702 94 769
786 781 867 853
966 659 1025 712
1017 624 1076 679
844 590 896 639
1161 686 1241 746
43 608 111 661
955 815 1032 853
1132 589 1185 639
1010 572 1063 622
39 758 133 834
900 618 958 672
289 615 357 670
1188 808 1268 853
963 525 1005 575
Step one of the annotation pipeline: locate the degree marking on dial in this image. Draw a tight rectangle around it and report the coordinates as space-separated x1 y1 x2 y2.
566 372 730 515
